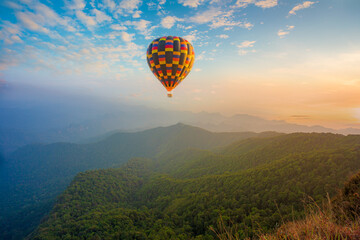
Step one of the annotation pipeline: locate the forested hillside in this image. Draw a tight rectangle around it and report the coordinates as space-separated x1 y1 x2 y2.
30 133 360 239
0 124 264 239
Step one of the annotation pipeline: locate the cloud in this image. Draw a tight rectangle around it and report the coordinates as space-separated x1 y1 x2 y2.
3 37 145 76
255 0 277 8
66 0 86 10
190 9 252 30
76 11 97 28
125 20 155 38
119 0 142 12
290 115 311 119
277 30 289 38
132 10 142 18
235 0 254 8
237 40 256 55
278 25 295 38
0 21 23 44
289 1 316 15
238 40 255 48
161 16 182 29
177 24 193 30
120 32 134 42
235 0 278 8
100 0 142 17
210 11 253 29
0 47 27 71
92 9 112 23
3 1 23 10
183 34 196 43
217 34 229 39
101 0 116 11
182 29 198 43
178 0 204 8
190 8 222 24
110 24 127 31
16 12 50 33
15 2 77 33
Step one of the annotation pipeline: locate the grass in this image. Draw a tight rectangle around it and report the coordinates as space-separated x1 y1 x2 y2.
260 198 360 240
212 195 360 240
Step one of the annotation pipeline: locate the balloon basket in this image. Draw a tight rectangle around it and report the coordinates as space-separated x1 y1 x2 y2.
167 93 173 98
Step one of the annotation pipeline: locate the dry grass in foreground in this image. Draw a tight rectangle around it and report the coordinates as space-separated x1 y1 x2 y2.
212 199 360 240
213 171 360 240
259 199 360 240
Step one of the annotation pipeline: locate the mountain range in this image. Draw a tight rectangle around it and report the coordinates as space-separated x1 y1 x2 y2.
2 83 360 156
0 123 272 239
27 129 360 239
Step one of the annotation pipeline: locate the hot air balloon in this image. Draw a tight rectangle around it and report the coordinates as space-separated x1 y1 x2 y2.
146 36 195 97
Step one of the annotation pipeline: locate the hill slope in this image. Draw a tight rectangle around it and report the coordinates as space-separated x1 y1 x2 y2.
30 133 360 239
0 124 263 240
260 171 360 240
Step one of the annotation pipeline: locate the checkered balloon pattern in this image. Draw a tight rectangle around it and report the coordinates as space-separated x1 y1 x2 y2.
147 36 195 93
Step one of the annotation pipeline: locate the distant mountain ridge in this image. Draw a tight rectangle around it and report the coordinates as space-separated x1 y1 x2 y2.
2 84 360 155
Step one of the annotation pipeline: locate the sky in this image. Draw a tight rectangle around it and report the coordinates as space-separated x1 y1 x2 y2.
0 0 360 129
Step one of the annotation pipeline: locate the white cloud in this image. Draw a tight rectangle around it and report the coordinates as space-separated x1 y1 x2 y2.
16 12 50 33
237 40 256 55
101 0 142 17
289 1 316 15
177 24 193 30
183 34 196 43
76 11 97 28
161 16 182 29
190 8 222 24
119 0 142 12
10 35 22 43
0 21 23 44
287 25 295 30
125 20 155 38
102 0 116 11
178 0 204 8
110 24 127 30
121 32 134 42
132 10 142 18
238 40 255 48
234 0 278 8
183 29 198 43
217 34 229 39
4 1 24 10
235 0 253 8
92 9 112 23
255 0 277 8
66 0 86 10
0 48 21 70
277 30 289 38
195 51 205 60
210 11 253 29
189 9 253 30
278 25 295 38
15 2 77 33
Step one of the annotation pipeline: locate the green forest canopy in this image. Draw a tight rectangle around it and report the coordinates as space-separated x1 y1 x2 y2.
30 132 360 239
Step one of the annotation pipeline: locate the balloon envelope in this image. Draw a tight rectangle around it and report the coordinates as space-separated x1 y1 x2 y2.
146 36 195 96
